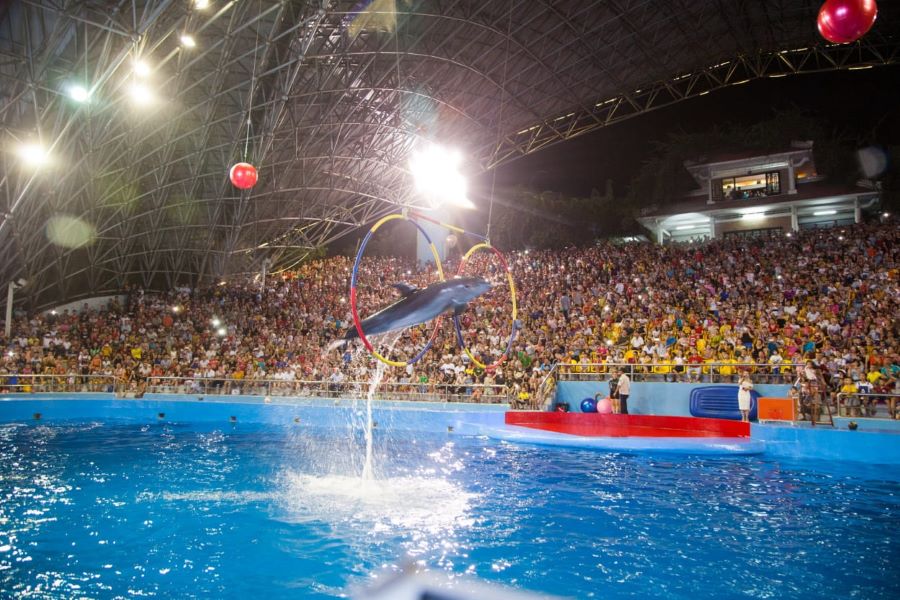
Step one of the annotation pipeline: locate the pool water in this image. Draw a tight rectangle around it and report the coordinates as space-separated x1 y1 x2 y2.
1 419 898 599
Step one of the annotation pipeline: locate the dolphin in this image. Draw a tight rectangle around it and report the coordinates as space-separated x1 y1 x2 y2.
346 276 492 341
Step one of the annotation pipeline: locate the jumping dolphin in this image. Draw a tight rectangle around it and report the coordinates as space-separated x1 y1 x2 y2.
346 276 492 341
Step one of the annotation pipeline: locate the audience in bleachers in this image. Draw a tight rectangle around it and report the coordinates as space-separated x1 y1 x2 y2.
0 222 897 415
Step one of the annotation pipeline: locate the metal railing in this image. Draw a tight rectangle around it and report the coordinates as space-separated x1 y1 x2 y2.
0 373 116 393
835 392 900 419
0 373 517 405
556 361 803 384
142 375 514 404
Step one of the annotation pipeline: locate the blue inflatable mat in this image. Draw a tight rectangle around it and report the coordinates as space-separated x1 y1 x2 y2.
689 386 758 421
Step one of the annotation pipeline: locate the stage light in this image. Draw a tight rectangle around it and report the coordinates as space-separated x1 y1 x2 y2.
180 34 196 48
17 142 49 167
133 60 151 77
211 317 221 327
194 0 210 9
741 210 766 220
129 82 153 105
882 212 890 218
409 144 474 209
216 327 227 336
68 84 90 103
172 305 181 313
814 209 837 216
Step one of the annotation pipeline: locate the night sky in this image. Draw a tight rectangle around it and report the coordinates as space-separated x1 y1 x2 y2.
483 65 900 198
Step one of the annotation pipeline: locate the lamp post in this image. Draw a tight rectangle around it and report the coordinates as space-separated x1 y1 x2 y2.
4 279 27 339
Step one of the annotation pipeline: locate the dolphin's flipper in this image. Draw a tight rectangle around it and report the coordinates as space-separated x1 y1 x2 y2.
392 282 418 297
451 300 468 316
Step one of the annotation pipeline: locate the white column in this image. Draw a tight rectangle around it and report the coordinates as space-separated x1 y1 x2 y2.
788 163 797 194
4 282 13 339
260 258 270 293
790 205 799 232
854 198 861 224
657 228 665 244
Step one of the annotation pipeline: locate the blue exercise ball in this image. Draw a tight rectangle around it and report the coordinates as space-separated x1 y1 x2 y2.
580 398 597 413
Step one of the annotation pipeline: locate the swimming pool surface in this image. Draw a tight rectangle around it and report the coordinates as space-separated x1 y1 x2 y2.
1 412 898 599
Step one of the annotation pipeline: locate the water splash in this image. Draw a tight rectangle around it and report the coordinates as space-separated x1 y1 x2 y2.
360 331 401 480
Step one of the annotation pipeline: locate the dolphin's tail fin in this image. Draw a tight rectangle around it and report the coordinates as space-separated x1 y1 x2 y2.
326 338 348 354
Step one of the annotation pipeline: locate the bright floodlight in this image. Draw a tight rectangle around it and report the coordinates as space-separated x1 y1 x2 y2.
17 142 49 167
180 34 196 48
129 82 153 105
194 0 210 9
68 84 90 103
409 144 474 209
216 327 227 337
211 317 221 327
133 60 151 77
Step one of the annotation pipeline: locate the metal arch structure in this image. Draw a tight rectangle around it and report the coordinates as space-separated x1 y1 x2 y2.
0 1 897 310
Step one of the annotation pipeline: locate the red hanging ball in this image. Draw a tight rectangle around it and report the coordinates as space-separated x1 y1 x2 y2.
229 162 258 189
817 0 877 44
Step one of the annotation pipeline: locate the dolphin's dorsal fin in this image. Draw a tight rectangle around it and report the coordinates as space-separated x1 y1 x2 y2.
451 299 468 316
393 282 418 297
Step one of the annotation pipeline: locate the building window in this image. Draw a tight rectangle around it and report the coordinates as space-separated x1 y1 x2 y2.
722 171 781 200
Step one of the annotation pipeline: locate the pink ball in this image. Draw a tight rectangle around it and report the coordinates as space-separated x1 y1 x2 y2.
817 0 877 44
229 162 258 189
596 397 613 414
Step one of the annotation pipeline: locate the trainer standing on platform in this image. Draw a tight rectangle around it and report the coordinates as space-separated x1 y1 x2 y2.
738 369 753 423
616 368 631 414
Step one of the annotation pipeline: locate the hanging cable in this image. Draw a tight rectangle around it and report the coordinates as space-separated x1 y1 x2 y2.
243 0 262 161
486 0 514 242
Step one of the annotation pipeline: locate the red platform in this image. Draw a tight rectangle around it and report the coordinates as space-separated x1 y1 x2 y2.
505 412 750 438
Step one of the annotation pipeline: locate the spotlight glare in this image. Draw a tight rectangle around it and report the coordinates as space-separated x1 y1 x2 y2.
409 144 474 209
813 209 837 216
129 82 153 105
17 142 49 167
211 317 221 327
133 60 151 77
194 0 210 9
216 327 227 337
180 34 196 48
68 84 90 103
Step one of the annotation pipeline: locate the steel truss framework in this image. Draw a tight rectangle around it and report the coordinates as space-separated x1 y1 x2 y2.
0 0 897 309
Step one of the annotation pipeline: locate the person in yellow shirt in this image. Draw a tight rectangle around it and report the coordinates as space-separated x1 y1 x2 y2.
838 377 860 417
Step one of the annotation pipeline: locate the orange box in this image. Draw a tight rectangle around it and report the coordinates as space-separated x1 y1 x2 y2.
758 397 795 421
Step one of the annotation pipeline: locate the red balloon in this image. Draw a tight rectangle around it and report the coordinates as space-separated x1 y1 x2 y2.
229 162 258 189
817 0 877 44
162 315 174 328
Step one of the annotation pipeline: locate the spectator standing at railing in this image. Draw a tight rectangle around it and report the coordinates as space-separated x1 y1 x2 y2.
616 368 630 415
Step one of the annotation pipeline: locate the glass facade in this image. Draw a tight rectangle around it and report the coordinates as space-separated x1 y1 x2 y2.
722 171 781 200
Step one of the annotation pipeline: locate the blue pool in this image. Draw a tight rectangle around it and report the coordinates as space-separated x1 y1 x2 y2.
1 397 899 599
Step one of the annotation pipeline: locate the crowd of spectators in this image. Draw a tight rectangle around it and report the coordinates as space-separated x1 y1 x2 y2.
0 221 897 416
